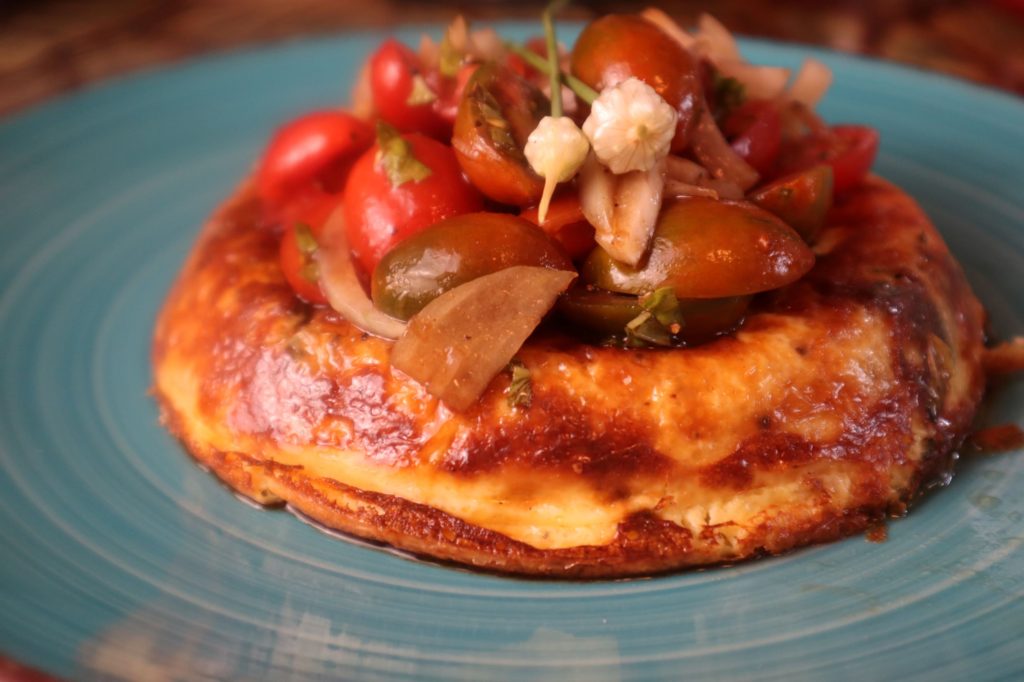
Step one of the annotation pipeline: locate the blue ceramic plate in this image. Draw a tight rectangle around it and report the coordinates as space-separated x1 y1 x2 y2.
1 24 1022 681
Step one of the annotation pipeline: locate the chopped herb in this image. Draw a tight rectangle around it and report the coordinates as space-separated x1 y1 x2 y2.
294 222 318 255
438 32 462 78
506 359 533 408
712 72 746 120
641 287 685 328
300 260 320 284
375 121 433 187
476 91 518 154
624 288 686 347
406 74 437 106
293 222 320 283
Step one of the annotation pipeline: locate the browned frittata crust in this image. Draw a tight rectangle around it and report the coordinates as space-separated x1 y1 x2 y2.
152 177 985 577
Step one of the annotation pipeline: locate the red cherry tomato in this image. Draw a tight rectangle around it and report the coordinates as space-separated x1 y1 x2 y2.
723 100 782 176
274 188 342 239
520 192 596 261
431 64 478 127
279 222 328 305
777 124 880 196
370 39 449 139
257 111 373 207
342 132 484 275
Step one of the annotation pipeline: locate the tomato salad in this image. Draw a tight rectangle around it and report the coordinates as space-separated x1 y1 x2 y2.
257 8 879 410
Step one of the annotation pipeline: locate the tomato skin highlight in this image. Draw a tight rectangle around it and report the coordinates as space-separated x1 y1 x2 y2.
776 124 879 196
279 222 328 305
257 111 373 208
723 100 782 176
370 39 449 139
520 192 596 261
342 132 484 276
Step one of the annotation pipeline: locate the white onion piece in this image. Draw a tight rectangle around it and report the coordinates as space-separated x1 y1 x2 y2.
349 60 374 120
391 266 576 411
665 155 708 184
787 58 832 108
315 207 406 340
418 34 440 72
697 13 742 63
640 7 696 50
446 15 470 53
702 177 744 200
467 27 506 61
579 154 664 266
690 108 759 191
663 178 719 199
718 61 790 100
664 156 744 199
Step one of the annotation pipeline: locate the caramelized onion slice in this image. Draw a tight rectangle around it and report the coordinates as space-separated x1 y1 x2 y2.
690 108 759 191
316 207 407 340
391 266 576 411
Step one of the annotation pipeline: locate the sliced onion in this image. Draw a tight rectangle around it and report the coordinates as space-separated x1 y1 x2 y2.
665 155 707 184
663 178 719 199
787 58 832 109
467 27 506 61
718 61 790 100
418 33 440 72
690 108 759 191
702 177 744 200
640 7 696 50
391 266 577 411
579 154 664 266
697 13 742 63
316 207 406 340
349 60 374 121
446 14 470 53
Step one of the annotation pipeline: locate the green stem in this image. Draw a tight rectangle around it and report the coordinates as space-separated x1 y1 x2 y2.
541 0 567 117
504 42 598 105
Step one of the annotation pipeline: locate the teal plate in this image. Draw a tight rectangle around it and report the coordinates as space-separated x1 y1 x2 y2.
2 24 1023 681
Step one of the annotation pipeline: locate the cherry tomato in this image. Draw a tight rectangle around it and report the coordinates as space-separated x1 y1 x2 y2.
273 188 343 239
582 197 814 298
370 39 449 139
723 100 782 177
519 191 596 260
430 63 478 127
571 14 702 150
257 111 373 208
750 165 834 244
776 125 879 196
452 62 548 206
280 222 328 305
372 212 573 320
342 131 484 275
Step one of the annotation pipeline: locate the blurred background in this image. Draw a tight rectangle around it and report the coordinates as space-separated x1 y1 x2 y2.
1 0 1023 117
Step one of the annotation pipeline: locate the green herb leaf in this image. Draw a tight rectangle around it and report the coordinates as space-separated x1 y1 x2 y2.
406 74 437 106
624 288 686 347
375 121 433 187
294 222 319 255
506 359 533 408
712 72 746 120
438 33 462 78
640 287 685 329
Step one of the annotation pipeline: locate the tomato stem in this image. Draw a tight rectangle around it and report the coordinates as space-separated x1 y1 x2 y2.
505 42 598 105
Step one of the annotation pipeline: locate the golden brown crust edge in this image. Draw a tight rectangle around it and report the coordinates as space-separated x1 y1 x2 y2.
152 177 986 578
